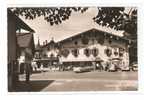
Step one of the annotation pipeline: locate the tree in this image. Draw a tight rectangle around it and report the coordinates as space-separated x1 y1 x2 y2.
92 7 137 64
93 7 137 36
10 7 137 36
9 7 88 26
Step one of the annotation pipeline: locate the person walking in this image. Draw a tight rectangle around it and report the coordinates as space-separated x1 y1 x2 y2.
25 63 31 83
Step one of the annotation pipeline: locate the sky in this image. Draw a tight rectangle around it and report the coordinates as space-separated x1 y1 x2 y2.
20 7 131 45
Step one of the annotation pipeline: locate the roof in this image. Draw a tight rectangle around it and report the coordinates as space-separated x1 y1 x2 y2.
35 45 42 51
17 33 33 48
8 9 35 33
58 28 129 44
49 39 55 45
42 39 58 48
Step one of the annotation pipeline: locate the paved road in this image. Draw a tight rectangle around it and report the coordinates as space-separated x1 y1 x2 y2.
16 71 138 92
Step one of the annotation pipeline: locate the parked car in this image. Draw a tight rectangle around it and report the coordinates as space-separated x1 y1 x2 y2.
73 67 81 73
63 66 72 71
73 66 92 73
130 62 138 71
121 66 130 71
108 64 116 72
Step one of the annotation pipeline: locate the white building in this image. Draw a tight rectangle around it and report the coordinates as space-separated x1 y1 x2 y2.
58 28 130 69
36 28 130 69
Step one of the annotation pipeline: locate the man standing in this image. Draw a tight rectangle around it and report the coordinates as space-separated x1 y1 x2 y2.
40 63 44 73
25 49 33 83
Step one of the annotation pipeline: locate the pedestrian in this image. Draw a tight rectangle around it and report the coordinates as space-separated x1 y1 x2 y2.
31 61 37 71
40 63 44 73
105 62 109 71
25 63 31 83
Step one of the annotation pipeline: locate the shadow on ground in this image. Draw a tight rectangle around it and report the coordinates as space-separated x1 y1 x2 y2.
12 80 54 92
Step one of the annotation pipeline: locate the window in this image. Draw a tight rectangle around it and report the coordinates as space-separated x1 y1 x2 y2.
105 48 112 57
35 52 40 59
98 36 104 45
74 41 78 45
81 37 89 45
43 53 47 58
114 48 119 56
72 49 79 57
92 48 99 57
50 53 54 57
108 39 112 44
84 48 91 57
119 48 124 57
61 49 70 58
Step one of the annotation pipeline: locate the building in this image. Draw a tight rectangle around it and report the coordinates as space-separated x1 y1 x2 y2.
58 28 130 69
8 9 35 91
36 28 130 70
17 33 35 74
35 38 59 67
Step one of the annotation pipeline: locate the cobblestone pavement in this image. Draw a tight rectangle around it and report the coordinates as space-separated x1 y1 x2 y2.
16 71 138 92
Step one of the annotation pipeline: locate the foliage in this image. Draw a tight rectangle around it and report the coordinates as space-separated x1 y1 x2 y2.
9 7 88 26
10 7 137 35
93 7 137 35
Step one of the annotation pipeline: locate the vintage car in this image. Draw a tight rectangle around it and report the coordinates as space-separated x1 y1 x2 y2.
73 66 92 73
121 66 130 71
130 62 138 71
64 66 73 71
108 64 116 72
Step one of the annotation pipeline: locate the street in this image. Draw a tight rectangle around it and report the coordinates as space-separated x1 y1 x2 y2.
15 71 138 91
